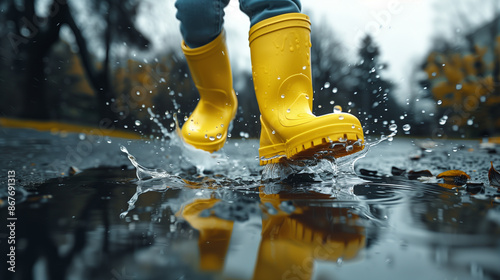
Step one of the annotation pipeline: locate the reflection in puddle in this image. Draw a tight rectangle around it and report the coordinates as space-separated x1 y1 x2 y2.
119 171 394 280
123 188 371 279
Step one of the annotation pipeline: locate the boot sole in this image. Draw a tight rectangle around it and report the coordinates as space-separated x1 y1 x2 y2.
259 130 364 165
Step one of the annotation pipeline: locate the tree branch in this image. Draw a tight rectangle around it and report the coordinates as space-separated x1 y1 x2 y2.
60 3 100 92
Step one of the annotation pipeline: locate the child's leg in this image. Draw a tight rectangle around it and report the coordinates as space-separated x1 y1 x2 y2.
239 0 302 26
175 0 230 48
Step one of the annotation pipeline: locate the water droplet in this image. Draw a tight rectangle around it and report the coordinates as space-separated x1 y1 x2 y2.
209 136 215 141
78 133 86 140
456 84 462 90
389 124 397 131
467 119 473 126
119 145 128 153
136 91 140 95
183 116 188 121
403 124 411 131
216 133 222 139
205 134 208 139
333 105 342 113
339 115 344 120
324 82 331 89
220 124 224 128
332 87 338 93
305 95 309 99
281 94 285 98
135 120 141 126
107 139 112 144
352 125 355 129
287 108 291 113
439 115 448 125
272 130 276 135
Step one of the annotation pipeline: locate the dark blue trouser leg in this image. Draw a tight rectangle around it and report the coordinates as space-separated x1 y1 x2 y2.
175 0 302 48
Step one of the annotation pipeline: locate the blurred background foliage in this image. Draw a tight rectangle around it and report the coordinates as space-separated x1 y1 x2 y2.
0 0 499 139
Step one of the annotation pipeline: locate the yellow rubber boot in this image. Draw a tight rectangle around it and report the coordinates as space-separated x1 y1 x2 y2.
249 13 364 165
181 31 238 152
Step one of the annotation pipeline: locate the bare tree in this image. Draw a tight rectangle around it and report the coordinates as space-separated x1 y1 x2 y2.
1 0 149 121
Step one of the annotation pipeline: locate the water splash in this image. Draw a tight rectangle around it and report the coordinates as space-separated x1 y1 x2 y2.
262 131 397 182
145 107 229 174
172 113 229 173
120 145 176 180
119 145 190 218
127 104 397 187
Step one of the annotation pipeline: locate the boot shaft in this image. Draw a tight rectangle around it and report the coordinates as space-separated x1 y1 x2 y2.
249 13 313 117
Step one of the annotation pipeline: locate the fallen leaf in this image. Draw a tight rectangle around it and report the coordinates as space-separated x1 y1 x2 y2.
466 183 484 194
436 170 470 185
407 170 433 180
359 169 378 176
391 166 406 176
68 166 81 176
488 162 500 187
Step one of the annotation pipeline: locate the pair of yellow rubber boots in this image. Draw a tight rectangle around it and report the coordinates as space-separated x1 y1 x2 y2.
181 13 363 165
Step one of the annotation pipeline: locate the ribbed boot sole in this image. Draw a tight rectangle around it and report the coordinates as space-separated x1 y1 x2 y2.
259 132 364 165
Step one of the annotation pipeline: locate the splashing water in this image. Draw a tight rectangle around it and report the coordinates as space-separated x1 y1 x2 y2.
120 145 181 181
124 105 398 188
144 107 229 174
171 113 229 173
261 131 397 181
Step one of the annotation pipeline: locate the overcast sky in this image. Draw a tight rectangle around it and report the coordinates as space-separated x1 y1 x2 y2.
136 0 494 102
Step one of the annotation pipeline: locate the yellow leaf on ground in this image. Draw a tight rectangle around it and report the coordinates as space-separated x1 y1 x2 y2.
436 170 470 185
437 170 471 179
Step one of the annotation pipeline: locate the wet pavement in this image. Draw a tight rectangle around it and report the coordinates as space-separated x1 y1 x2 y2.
1 127 500 280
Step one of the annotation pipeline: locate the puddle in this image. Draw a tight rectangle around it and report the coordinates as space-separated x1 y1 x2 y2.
1 127 500 280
